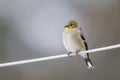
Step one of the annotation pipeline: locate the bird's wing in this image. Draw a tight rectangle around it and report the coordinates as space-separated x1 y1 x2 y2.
78 28 89 57
78 27 88 50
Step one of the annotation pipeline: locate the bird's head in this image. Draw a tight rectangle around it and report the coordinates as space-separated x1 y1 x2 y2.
65 20 78 31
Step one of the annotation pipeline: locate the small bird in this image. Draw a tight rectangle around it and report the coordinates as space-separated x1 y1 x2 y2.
62 20 94 69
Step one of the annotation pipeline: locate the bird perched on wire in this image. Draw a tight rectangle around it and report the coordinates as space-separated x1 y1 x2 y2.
62 20 94 69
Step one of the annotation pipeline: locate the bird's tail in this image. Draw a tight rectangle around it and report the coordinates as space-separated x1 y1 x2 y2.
84 58 94 69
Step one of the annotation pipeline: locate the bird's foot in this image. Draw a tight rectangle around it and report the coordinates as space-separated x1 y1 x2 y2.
76 50 80 56
67 52 72 57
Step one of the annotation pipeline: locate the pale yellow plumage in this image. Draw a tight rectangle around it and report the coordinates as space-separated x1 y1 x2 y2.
63 20 94 69
63 28 86 53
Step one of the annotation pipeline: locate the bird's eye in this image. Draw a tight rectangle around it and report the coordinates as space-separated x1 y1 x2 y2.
70 24 73 26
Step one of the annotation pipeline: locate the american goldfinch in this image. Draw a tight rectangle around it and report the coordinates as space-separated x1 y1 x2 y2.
63 20 94 69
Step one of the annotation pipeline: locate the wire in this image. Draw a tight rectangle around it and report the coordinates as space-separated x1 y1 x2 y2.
0 44 120 68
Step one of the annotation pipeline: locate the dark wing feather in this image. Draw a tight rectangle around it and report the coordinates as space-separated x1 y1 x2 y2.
80 35 88 50
79 28 89 57
78 27 88 50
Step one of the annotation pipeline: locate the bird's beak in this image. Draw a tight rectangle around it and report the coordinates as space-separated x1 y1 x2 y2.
64 25 69 28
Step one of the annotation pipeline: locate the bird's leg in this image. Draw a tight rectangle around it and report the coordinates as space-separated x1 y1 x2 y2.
67 52 72 57
76 50 80 56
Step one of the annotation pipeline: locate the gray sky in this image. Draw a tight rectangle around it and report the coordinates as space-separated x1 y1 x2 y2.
0 0 120 80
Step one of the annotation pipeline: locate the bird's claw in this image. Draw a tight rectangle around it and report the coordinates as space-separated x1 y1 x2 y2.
67 52 72 57
76 50 80 56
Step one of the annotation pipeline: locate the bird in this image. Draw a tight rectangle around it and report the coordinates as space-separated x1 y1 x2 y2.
62 20 94 69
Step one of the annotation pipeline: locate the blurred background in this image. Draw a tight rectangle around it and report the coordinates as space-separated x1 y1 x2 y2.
0 0 120 80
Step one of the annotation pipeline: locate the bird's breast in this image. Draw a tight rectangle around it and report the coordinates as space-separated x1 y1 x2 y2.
63 30 84 52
